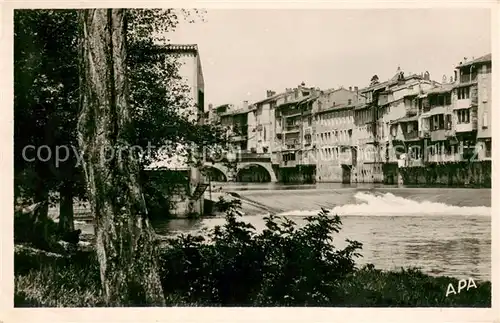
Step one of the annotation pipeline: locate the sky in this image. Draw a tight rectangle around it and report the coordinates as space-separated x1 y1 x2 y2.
167 9 491 109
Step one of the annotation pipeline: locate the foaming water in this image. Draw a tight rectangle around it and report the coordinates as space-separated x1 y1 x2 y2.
277 192 491 217
156 185 491 281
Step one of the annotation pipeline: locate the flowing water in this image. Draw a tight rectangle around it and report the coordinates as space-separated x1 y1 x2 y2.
152 183 492 281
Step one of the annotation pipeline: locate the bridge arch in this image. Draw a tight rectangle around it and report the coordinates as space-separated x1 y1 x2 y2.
236 162 277 183
202 164 229 182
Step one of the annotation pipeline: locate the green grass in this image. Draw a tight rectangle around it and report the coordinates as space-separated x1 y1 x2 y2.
14 255 491 307
336 266 490 307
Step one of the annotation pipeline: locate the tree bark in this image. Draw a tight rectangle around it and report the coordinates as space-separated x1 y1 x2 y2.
77 9 165 306
58 182 74 233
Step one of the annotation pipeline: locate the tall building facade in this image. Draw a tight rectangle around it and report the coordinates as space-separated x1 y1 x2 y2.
314 87 358 182
146 44 207 216
454 54 492 161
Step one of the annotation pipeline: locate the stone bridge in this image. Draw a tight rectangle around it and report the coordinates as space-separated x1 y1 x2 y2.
203 161 277 182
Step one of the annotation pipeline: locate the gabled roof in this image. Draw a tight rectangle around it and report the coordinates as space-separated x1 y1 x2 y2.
456 53 491 69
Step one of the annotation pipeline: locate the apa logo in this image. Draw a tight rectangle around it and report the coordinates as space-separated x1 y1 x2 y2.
445 278 477 297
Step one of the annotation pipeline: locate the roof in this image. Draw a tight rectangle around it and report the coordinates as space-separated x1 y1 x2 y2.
276 94 315 109
323 87 356 95
360 74 423 93
163 44 199 53
316 103 355 114
426 84 454 95
390 115 419 124
456 53 491 69
354 103 370 111
403 92 419 98
428 106 446 116
252 92 285 105
220 109 249 117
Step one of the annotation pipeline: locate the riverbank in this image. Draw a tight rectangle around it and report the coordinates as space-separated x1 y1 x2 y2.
14 204 491 307
14 247 491 307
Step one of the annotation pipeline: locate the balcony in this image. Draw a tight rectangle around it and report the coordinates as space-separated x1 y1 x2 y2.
455 122 475 133
230 135 247 142
419 129 430 138
357 134 377 145
431 129 453 141
454 99 472 110
459 74 478 84
237 152 271 163
280 158 297 168
284 124 300 133
403 130 419 141
408 159 424 167
282 142 299 150
426 153 463 163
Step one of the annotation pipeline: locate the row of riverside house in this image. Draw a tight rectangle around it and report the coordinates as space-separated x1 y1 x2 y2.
206 53 492 186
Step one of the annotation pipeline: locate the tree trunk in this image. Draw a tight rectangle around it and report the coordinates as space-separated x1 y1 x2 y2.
32 165 50 249
77 9 165 306
58 182 74 233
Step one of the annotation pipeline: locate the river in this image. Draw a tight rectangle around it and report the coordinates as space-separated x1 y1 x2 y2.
152 183 492 281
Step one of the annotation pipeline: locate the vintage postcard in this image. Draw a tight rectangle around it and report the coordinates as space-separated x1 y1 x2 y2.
1 1 498 322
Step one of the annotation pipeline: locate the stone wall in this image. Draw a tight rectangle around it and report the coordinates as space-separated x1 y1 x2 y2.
398 161 491 187
279 165 316 184
351 163 384 183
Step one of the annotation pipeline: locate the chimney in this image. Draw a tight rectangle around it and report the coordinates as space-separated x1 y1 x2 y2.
454 70 457 82
243 100 248 110
349 86 352 91
266 90 276 98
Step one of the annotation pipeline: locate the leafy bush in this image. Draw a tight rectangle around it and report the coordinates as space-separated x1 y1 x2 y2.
158 200 363 305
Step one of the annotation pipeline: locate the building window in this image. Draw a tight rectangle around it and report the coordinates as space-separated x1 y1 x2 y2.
305 134 312 146
430 114 445 130
445 114 452 130
457 109 470 124
458 87 470 100
307 116 312 126
348 99 352 105
482 84 488 102
482 112 488 128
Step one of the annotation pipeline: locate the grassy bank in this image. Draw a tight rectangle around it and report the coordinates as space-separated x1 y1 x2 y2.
14 204 491 307
14 254 490 307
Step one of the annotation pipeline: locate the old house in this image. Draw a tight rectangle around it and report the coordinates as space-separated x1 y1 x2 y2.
314 87 358 183
145 44 207 217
